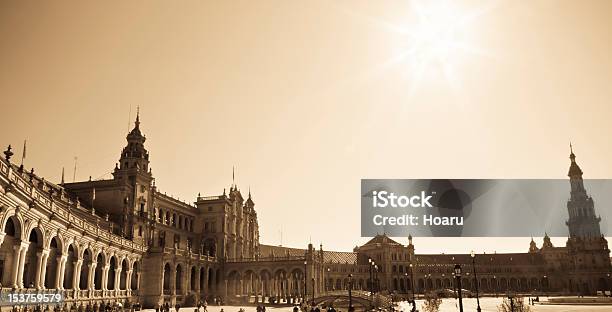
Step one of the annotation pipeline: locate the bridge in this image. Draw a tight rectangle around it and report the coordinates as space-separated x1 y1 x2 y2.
313 290 391 309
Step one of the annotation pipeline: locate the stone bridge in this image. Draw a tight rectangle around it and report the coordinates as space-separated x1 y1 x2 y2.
312 290 376 309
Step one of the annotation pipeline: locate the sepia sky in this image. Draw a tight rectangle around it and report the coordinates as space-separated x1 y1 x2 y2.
1 0 612 254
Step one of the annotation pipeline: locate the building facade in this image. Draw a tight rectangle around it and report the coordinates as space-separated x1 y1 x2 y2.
0 116 610 310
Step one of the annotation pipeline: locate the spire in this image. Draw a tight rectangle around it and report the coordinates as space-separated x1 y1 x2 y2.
127 106 145 142
568 143 583 177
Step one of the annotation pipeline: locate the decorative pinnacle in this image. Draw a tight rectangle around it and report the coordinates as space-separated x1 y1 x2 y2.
4 145 14 162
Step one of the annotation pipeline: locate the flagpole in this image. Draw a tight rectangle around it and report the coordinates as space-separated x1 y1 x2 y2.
73 156 78 182
20 140 26 167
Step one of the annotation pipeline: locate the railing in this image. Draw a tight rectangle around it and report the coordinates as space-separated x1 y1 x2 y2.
0 158 147 253
226 256 306 263
158 247 217 262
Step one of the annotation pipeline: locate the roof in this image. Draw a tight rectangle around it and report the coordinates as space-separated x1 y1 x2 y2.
259 244 306 258
362 234 403 246
323 250 357 264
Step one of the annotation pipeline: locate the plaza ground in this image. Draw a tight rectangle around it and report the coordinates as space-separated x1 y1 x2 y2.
143 298 612 312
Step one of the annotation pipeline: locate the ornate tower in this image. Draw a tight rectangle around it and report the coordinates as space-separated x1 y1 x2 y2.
565 145 601 238
112 110 154 244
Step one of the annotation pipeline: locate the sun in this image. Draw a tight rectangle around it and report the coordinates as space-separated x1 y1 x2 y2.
379 0 493 93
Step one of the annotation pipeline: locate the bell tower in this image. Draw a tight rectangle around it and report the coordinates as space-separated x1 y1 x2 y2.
565 144 601 238
113 109 154 244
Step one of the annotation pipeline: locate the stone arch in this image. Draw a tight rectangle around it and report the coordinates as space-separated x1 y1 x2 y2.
499 278 508 291
0 214 23 287
163 262 171 292
107 255 118 290
227 270 241 297
44 235 63 288
1 211 24 239
25 221 46 246
93 251 106 290
215 268 221 292
80 247 93 290
23 225 44 288
509 278 518 291
119 258 128 290
480 278 489 292
131 260 140 290
190 266 197 291
63 242 78 289
259 269 272 297
289 268 303 298
208 267 215 293
243 269 258 297
417 279 424 292
530 277 539 291
200 267 206 294
176 263 184 294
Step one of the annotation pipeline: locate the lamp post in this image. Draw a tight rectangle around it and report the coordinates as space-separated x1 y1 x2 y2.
326 268 331 293
374 264 379 293
454 264 464 312
368 258 374 295
508 293 515 312
452 273 457 299
409 263 415 300
303 260 307 304
348 274 354 312
471 251 482 312
493 276 497 298
543 275 548 298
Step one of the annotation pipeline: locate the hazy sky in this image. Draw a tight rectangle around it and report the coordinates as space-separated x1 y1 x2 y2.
1 1 611 254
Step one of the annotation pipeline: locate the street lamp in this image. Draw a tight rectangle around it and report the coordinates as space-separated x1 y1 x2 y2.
508 293 515 312
368 258 373 295
543 275 548 297
348 274 354 312
409 263 415 301
374 264 379 293
326 268 331 293
471 251 481 312
454 264 464 312
303 260 307 303
493 275 497 298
